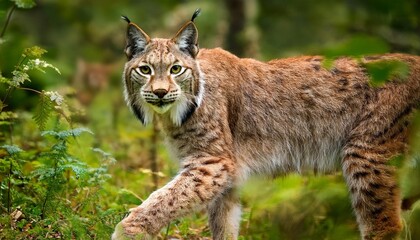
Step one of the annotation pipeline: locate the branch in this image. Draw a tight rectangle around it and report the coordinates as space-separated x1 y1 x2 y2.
1 5 16 39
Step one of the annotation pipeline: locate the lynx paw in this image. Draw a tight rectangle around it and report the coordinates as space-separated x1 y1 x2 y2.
111 221 153 240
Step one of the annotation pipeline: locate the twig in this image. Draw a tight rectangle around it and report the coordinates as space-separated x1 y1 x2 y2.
7 159 12 214
0 5 16 39
164 222 171 239
17 87 42 94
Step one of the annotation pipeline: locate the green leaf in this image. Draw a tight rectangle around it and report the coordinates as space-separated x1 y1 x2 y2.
23 46 47 58
1 144 23 155
0 111 18 121
27 59 61 74
388 154 405 168
364 60 410 87
42 128 93 139
11 70 30 87
61 163 89 179
92 147 116 164
33 92 54 131
11 0 36 9
0 71 9 84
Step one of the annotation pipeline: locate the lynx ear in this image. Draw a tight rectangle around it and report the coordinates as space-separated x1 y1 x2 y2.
122 16 150 59
172 21 199 57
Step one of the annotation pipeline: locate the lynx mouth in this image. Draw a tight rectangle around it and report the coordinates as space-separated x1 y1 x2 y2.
147 100 175 114
148 100 175 107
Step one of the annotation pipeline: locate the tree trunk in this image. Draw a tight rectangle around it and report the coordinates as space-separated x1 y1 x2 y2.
225 0 246 57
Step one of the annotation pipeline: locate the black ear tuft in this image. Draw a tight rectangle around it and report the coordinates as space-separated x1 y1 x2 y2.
191 8 201 22
172 22 199 57
125 22 150 60
121 15 131 23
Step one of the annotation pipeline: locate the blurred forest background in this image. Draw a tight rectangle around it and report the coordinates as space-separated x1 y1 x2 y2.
1 0 420 239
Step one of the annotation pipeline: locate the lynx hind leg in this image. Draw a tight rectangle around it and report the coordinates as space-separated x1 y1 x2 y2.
207 188 241 240
342 140 403 240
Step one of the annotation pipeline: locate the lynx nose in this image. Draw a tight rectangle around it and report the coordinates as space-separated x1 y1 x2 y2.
153 89 168 99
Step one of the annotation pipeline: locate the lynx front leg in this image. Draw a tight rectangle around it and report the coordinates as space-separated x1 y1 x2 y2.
208 188 241 240
112 156 235 239
342 143 403 240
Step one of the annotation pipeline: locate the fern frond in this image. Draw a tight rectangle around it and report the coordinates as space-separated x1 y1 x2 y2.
1 144 22 155
42 127 93 139
33 92 54 131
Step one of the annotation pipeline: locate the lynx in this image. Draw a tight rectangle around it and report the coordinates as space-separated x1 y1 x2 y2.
113 10 420 240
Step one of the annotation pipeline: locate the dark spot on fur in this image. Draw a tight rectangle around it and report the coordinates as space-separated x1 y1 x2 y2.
354 200 363 209
198 168 211 176
372 198 383 205
347 152 367 160
353 171 370 179
373 169 381 175
338 78 349 86
301 84 311 90
353 83 365 90
212 180 221 187
370 183 382 189
185 128 197 133
361 189 376 197
362 164 372 169
172 133 182 139
168 200 174 206
178 144 187 150
194 189 205 202
370 206 384 215
381 216 390 223
368 158 384 165
331 68 341 75
203 158 222 165
221 164 229 172
195 131 207 138
312 64 321 71
181 171 193 177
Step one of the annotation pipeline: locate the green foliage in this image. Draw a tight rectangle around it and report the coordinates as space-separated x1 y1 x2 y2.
23 46 47 58
11 0 36 9
2 46 60 87
0 7 117 238
1 144 22 155
364 60 410 87
32 91 54 131
0 129 118 239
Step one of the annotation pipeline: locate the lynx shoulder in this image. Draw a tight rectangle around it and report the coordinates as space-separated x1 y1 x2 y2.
113 11 420 240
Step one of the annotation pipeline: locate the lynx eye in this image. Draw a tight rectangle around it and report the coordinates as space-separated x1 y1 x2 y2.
139 66 151 75
170 65 183 75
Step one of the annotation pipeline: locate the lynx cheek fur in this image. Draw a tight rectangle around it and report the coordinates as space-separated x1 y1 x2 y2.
113 11 420 240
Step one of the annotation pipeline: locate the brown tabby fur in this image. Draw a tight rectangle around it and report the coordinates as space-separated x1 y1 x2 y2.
112 15 420 240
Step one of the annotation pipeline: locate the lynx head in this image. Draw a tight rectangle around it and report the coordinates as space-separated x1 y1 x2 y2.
122 9 204 126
